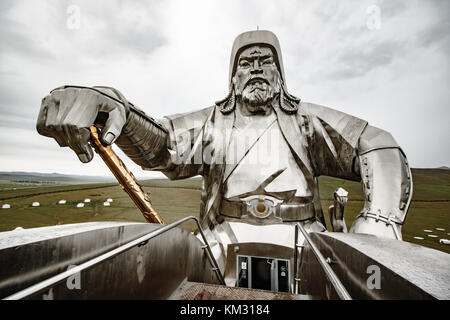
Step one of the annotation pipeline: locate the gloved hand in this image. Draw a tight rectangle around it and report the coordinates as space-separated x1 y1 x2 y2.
36 87 127 163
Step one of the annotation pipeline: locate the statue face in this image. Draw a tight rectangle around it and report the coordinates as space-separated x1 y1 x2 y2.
234 45 280 113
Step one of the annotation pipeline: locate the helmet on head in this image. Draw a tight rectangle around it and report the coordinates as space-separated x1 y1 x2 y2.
229 30 286 87
217 30 298 114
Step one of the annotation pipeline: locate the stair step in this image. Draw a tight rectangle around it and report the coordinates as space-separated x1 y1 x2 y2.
169 281 314 300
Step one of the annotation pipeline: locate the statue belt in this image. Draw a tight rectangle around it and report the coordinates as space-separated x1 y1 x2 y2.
219 195 315 221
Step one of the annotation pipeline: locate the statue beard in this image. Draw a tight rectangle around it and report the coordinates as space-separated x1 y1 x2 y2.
240 80 277 114
217 76 299 115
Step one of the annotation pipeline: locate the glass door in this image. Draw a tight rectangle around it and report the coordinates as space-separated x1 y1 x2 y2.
237 255 290 293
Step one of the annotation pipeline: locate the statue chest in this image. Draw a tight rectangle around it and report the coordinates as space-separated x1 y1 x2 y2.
223 116 313 201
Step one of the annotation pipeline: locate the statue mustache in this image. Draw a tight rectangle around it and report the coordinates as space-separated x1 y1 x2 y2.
244 77 270 92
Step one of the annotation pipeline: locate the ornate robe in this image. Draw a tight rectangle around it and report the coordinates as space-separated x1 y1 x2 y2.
153 99 371 230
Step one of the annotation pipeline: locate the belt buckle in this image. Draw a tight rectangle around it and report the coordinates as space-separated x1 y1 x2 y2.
240 195 283 219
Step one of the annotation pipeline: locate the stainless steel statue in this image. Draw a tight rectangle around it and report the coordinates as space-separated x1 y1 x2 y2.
36 30 412 272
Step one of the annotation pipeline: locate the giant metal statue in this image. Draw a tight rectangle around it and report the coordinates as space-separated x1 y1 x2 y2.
35 30 412 274
4 30 445 300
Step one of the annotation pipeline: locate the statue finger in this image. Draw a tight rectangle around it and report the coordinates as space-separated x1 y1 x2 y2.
52 130 70 147
63 125 94 163
36 96 51 137
101 107 126 145
68 89 99 125
44 95 60 131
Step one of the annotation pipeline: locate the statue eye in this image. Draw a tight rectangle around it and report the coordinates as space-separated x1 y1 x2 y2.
262 58 273 65
239 60 251 68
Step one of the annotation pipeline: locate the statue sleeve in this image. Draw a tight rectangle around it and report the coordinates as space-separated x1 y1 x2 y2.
80 86 171 173
114 106 170 172
156 107 214 179
116 104 213 180
303 102 412 239
349 125 412 239
302 102 368 181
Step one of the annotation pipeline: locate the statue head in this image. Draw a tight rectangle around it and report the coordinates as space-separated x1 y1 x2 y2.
216 30 299 115
229 30 286 85
233 45 280 114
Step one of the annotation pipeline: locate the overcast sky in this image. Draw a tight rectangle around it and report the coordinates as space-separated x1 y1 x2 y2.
0 0 449 178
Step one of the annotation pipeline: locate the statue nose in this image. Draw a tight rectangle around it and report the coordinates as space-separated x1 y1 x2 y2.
250 69 263 75
250 60 263 74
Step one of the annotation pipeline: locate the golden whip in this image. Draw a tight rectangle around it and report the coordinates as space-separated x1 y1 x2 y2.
89 126 165 224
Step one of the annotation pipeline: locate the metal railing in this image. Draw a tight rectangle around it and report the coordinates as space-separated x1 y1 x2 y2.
293 224 304 294
4 216 225 300
293 222 352 300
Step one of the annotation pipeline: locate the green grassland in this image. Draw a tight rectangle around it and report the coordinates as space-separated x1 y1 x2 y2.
0 169 448 254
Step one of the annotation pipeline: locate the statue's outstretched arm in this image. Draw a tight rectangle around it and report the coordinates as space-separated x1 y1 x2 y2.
112 99 170 171
303 102 412 239
349 125 413 239
36 85 169 169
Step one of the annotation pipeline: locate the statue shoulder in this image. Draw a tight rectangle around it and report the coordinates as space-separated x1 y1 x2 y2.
164 105 214 122
300 101 368 148
162 106 215 132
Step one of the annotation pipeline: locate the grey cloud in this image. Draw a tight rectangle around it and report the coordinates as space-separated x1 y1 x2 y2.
0 106 34 119
0 113 35 131
329 40 403 80
312 1 348 24
377 0 408 19
0 83 42 120
109 29 165 56
0 18 56 61
0 140 56 157
0 0 18 15
430 0 450 15
0 0 166 68
416 19 450 54
72 0 167 58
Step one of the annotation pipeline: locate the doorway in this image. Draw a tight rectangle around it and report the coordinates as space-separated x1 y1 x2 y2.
237 255 290 292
